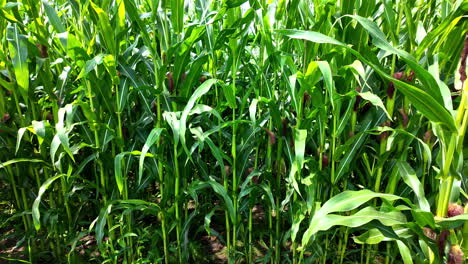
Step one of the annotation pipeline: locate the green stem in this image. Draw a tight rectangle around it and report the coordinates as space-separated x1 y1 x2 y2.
436 133 457 217
275 137 283 264
173 143 182 263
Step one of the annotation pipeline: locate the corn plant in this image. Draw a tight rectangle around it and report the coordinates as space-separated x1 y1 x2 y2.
0 0 467 263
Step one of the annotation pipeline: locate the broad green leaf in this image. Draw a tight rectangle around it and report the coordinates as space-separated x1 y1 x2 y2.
307 206 407 235
95 203 113 247
42 1 66 33
291 203 307 242
396 240 414 264
353 227 411 245
171 0 184 33
288 129 307 196
221 83 237 109
57 66 71 103
411 209 435 229
348 15 445 106
163 111 180 145
90 1 116 54
317 190 402 216
435 213 468 229
115 0 125 36
249 98 258 124
7 24 29 102
122 0 152 52
51 105 75 163
258 183 276 211
114 151 146 195
103 55 119 85
382 0 396 40
224 0 248 8
115 153 127 194
277 29 457 132
287 73 299 113
15 127 27 154
397 161 430 212
109 200 162 219
204 137 227 179
301 190 404 247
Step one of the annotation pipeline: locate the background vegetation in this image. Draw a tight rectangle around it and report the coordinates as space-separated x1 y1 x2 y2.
0 0 467 263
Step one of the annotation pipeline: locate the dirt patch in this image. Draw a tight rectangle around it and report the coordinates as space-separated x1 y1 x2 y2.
0 229 26 264
201 235 228 263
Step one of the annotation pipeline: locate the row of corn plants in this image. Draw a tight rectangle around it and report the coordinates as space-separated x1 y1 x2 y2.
0 0 467 263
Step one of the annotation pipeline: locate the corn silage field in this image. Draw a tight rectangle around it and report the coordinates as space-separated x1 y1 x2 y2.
0 0 468 263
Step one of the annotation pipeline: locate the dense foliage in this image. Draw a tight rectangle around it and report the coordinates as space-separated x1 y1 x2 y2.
0 0 467 263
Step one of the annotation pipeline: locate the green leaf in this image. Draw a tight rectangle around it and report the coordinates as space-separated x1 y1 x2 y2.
90 1 116 54
288 129 307 196
396 161 430 212
0 158 48 169
224 0 248 8
307 206 407 236
348 15 445 106
359 92 392 120
179 79 217 155
95 203 113 247
277 29 457 132
32 174 66 230
221 83 237 109
103 55 119 85
77 54 104 80
436 213 468 229
42 1 66 33
317 190 402 216
396 240 414 264
7 24 29 102
335 111 385 183
122 0 152 52
138 128 163 185
115 0 125 36
411 209 435 229
15 127 28 155
51 105 75 163
189 180 235 223
415 16 463 60
171 0 184 33
301 190 404 247
354 228 386 245
316 61 335 109
204 206 220 236
115 152 126 195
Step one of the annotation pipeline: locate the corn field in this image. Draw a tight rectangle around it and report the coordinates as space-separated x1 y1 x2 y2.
0 0 467 263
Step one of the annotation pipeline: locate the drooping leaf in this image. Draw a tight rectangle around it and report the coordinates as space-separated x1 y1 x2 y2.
32 174 66 230
278 29 457 132
138 128 163 185
359 92 392 120
179 79 217 155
